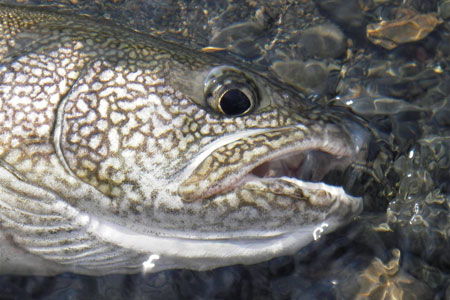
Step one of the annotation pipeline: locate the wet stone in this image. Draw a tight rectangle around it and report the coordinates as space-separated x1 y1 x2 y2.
355 249 434 300
438 28 450 56
402 251 449 296
388 138 450 270
209 21 264 59
297 24 347 58
315 0 365 29
270 60 329 94
366 12 443 50
231 38 262 60
338 53 443 103
446 283 450 300
390 114 423 152
407 0 440 13
210 21 263 47
340 96 423 116
358 0 402 12
268 256 295 277
439 0 450 19
434 105 450 127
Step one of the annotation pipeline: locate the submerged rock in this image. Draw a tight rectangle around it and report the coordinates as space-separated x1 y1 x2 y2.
315 0 365 29
367 12 443 49
297 23 347 58
388 137 450 272
355 249 434 300
440 0 450 19
270 60 329 94
209 21 264 59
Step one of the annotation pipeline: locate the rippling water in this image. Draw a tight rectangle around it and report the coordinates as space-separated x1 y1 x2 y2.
0 0 449 299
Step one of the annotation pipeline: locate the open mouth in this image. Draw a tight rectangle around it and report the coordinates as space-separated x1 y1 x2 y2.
179 125 368 201
251 150 349 182
247 149 362 196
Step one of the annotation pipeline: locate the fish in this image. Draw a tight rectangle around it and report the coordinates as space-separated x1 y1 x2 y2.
0 4 367 275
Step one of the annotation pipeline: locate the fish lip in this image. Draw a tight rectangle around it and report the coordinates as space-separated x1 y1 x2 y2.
179 123 366 201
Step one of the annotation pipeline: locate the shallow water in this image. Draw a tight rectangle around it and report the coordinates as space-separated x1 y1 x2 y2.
0 0 449 299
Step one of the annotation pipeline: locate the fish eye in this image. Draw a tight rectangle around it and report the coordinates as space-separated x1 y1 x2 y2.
204 66 258 116
218 88 253 115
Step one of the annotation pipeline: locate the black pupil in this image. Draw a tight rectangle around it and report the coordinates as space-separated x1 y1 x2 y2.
219 89 251 115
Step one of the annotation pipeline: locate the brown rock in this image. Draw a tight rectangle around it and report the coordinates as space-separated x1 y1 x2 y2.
367 13 443 50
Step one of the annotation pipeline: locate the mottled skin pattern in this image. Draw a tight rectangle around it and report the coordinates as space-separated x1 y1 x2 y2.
0 4 364 275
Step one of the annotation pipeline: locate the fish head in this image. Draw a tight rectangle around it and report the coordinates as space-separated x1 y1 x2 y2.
58 47 367 256
0 4 374 274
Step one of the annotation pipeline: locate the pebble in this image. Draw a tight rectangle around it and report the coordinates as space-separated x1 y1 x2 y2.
315 0 365 29
210 21 263 47
367 13 443 50
270 60 329 94
340 96 423 116
209 21 264 59
355 249 435 300
297 24 347 58
439 0 450 19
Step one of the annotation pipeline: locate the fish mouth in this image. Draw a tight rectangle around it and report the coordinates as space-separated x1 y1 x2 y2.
179 123 368 202
248 149 352 188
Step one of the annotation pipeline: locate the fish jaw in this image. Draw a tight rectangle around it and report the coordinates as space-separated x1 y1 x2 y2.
80 205 361 273
171 121 364 235
178 124 358 201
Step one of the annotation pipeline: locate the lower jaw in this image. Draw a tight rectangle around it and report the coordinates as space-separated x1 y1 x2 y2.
82 211 355 273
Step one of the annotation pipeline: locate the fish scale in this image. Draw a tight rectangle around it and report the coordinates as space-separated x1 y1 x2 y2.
0 4 365 275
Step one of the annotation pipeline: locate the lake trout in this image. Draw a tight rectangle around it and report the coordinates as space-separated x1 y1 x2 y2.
0 4 367 275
